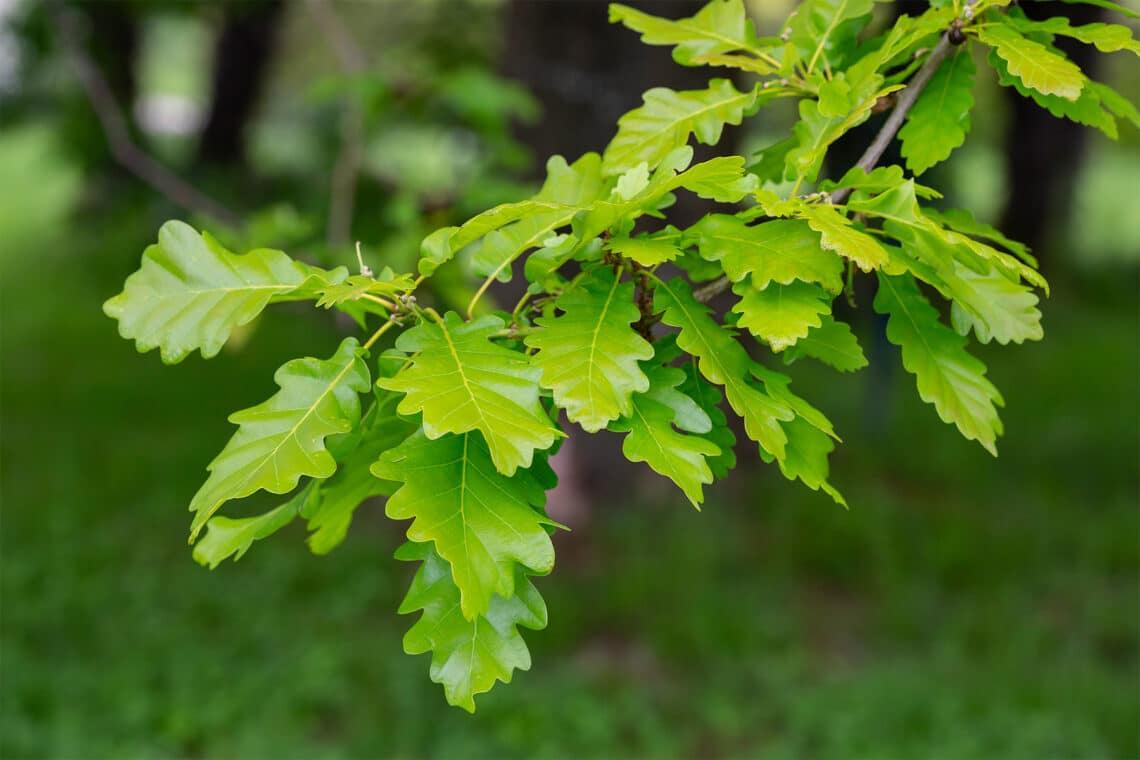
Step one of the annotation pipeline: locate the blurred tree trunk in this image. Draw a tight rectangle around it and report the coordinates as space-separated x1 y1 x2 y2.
501 0 707 170
196 0 284 167
999 1 1104 260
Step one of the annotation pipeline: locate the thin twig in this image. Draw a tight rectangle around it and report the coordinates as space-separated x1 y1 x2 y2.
829 34 958 205
52 4 241 228
305 0 369 247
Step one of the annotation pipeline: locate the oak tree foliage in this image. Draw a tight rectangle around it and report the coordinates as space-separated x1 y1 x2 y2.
105 0 1136 711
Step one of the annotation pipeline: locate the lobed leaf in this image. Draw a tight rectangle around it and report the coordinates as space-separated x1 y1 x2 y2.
874 273 1004 455
977 24 1084 100
104 220 342 363
526 267 654 432
602 79 760 175
617 357 721 507
731 280 831 352
188 337 372 540
898 46 976 175
782 315 868 373
378 312 559 476
397 542 546 713
654 278 795 460
689 215 845 293
373 431 557 620
609 0 763 65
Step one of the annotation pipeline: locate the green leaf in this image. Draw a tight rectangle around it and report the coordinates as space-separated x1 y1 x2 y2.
607 234 682 266
786 76 902 182
188 337 372 540
526 268 654 432
782 315 868 373
373 431 556 620
654 278 795 460
786 0 876 71
104 220 342 363
769 416 846 506
874 273 1004 455
731 280 831 352
609 0 762 64
602 79 760 175
1054 0 1138 19
617 357 721 507
378 313 559 476
977 24 1084 100
799 204 889 272
1007 15 1139 55
822 166 942 200
921 207 1033 265
397 542 546 713
989 49 1117 138
898 46 975 175
680 361 737 478
302 396 419 555
689 215 844 293
470 154 604 285
574 149 757 242
947 265 1044 346
192 484 310 569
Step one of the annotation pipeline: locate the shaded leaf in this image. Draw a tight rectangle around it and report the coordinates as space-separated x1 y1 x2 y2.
783 315 868 372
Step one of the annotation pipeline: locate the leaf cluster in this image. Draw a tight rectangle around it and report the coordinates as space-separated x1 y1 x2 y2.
104 0 1137 710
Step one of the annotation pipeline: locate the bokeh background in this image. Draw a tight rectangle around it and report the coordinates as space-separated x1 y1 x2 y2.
1 1 1138 757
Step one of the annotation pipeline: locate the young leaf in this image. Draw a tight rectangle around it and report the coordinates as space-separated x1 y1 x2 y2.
188 337 372 540
799 204 889 272
104 220 342 363
602 79 760 175
946 265 1044 346
616 356 720 507
654 278 795 460
977 24 1084 100
606 234 682 266
372 431 556 620
731 280 831 352
1006 15 1139 56
689 215 845 293
469 154 604 285
397 542 546 713
785 0 876 72
874 273 1004 455
989 49 1117 138
378 313 559 476
782 315 868 373
898 46 976 175
609 0 761 65
192 484 311 569
526 268 654 432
